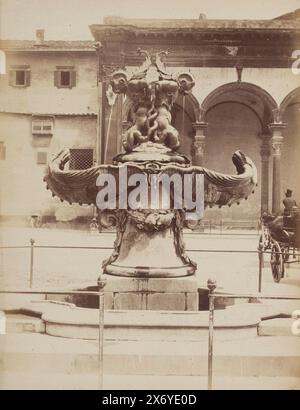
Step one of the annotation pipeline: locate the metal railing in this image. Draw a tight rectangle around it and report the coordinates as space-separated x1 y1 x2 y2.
207 279 300 390
1 283 300 390
22 218 261 235
0 283 106 389
0 238 300 292
200 219 260 235
1 237 300 389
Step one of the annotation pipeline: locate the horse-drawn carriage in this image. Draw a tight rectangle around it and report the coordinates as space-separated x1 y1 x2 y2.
259 210 300 282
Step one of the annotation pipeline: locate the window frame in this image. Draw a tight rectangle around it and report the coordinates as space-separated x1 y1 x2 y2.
9 65 31 88
36 151 48 165
54 66 76 89
32 116 54 136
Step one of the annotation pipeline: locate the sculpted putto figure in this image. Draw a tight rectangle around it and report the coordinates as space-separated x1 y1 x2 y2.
110 51 193 154
123 107 149 152
153 106 180 151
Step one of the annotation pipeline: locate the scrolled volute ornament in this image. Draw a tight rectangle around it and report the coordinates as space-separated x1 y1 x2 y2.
110 69 128 95
177 72 195 95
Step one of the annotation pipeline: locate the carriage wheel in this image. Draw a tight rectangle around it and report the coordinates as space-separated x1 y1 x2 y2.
270 242 284 283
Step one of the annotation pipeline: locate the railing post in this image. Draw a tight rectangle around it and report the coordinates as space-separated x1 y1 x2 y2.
258 242 263 293
207 278 217 390
97 275 106 390
29 238 35 288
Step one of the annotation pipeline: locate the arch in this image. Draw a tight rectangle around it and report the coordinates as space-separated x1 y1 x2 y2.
0 50 6 75
172 93 200 123
201 82 278 129
205 101 264 130
280 86 300 115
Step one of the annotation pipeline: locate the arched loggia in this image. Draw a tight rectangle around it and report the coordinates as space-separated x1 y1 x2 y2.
200 82 278 218
280 86 300 115
279 87 300 207
201 82 278 131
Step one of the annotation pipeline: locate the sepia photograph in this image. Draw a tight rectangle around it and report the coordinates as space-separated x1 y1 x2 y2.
0 0 300 393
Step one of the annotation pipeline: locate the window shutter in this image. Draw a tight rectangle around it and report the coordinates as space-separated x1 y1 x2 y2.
70 70 76 88
54 70 60 88
37 151 47 165
9 70 15 86
25 70 31 87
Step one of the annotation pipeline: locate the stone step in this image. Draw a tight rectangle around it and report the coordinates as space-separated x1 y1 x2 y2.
259 318 295 337
7 300 282 341
42 304 261 341
5 314 45 334
0 294 46 311
3 300 297 342
1 372 299 390
1 334 300 378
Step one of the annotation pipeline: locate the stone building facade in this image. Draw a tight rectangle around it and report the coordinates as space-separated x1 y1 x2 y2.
0 35 98 223
0 10 300 225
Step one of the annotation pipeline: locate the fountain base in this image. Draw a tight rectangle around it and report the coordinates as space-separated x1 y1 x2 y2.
103 275 199 311
102 210 196 279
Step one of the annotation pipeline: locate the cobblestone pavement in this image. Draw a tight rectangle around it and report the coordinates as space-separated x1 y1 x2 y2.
0 227 299 297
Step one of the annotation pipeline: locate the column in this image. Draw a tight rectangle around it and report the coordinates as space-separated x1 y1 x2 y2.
269 123 286 214
94 42 106 165
259 134 271 214
192 122 207 166
115 95 123 152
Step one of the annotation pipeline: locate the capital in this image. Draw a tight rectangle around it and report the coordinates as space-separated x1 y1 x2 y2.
268 122 287 136
193 135 206 156
192 121 208 144
192 121 208 134
271 137 283 156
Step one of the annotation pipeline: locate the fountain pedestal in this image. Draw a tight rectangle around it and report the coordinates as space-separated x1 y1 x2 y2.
103 275 198 311
44 48 257 313
103 208 196 279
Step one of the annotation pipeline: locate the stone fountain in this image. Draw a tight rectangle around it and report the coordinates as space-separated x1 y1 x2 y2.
44 50 257 311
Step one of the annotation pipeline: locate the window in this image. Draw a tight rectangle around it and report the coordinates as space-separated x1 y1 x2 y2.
32 117 54 136
16 70 25 85
37 151 47 165
69 149 94 170
61 71 70 86
9 65 31 87
0 142 6 160
54 66 76 88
